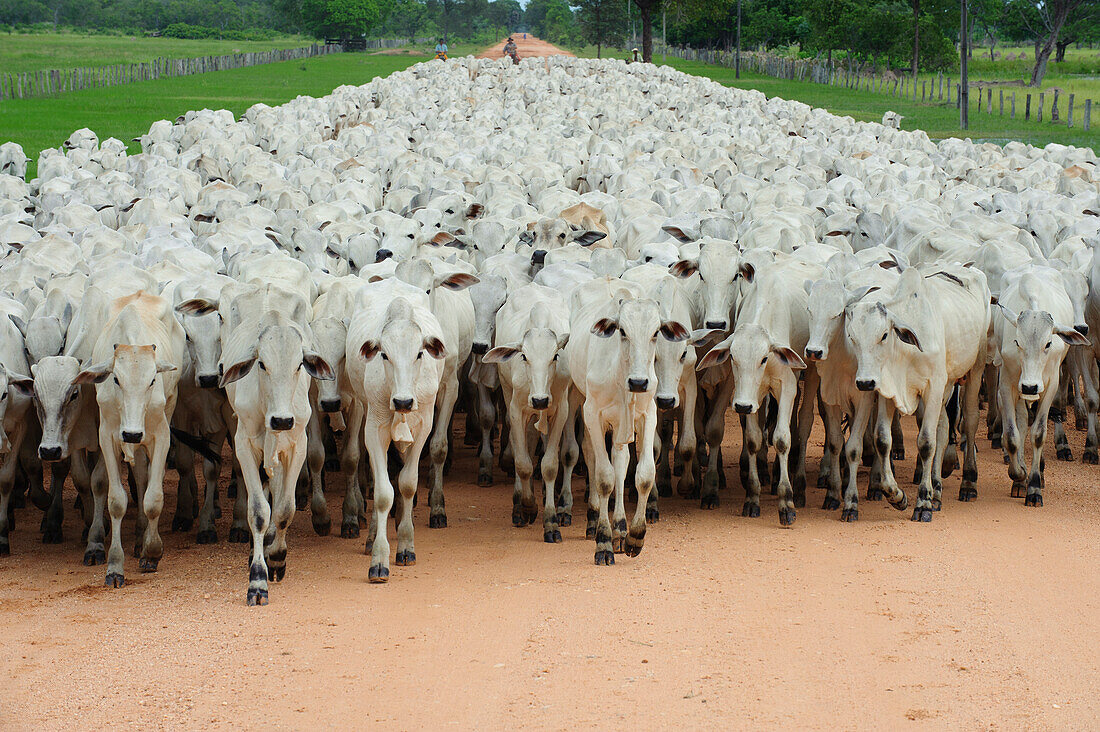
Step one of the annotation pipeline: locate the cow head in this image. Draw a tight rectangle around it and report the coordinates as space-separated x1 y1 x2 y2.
484 327 569 411
76 344 176 444
358 298 446 413
998 305 1089 401
12 357 80 460
844 301 922 394
804 280 878 362
467 274 508 355
670 238 740 331
697 323 805 414
310 317 348 412
592 299 688 395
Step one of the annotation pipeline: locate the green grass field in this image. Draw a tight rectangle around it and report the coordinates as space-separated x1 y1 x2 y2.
0 31 314 73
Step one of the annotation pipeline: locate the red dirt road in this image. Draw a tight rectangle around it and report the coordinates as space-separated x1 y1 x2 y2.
475 35 575 60
2 410 1100 729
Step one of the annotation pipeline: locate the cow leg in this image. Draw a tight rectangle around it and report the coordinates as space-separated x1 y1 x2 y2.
171 441 196 533
1025 386 1057 508
196 429 224 544
890 409 905 462
999 381 1027 497
655 412 673 497
872 399 905 517
0 425 24 555
959 366 983 502
236 437 270 606
428 373 459 529
701 380 731 509
741 412 763 518
228 457 250 543
364 419 394 582
556 394 578 527
476 382 496 487
305 411 331 536
774 382 798 526
510 409 537 528
267 443 306 583
339 401 364 538
540 400 570 543
582 428 599 540
138 427 172 573
101 434 127 588
1083 357 1100 464
791 367 818 508
41 460 68 544
1052 375 1073 462
675 374 699 499
911 387 942 523
610 439 630 553
819 403 843 509
985 364 1002 447
129 455 150 558
82 457 107 563
627 403 658 555
394 427 429 569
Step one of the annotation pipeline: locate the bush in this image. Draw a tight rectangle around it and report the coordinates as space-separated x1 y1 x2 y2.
161 23 280 41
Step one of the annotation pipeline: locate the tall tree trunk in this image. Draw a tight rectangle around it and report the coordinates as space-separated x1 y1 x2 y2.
1055 39 1070 63
1029 2 1075 87
912 0 920 77
634 0 656 62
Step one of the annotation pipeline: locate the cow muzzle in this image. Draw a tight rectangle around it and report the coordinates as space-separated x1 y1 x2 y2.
376 249 393 262
197 374 219 389
121 430 144 444
530 396 550 410
1075 324 1089 336
269 416 295 431
856 378 876 392
655 395 677 410
471 342 488 356
320 398 341 413
705 320 728 331
1020 383 1040 398
627 377 649 393
392 397 414 413
39 445 63 461
804 347 824 362
733 401 753 414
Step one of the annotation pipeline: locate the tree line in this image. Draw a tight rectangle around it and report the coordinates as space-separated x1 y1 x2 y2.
3 0 1096 87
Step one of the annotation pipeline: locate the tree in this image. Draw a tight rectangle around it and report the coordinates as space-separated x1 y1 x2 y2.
631 0 660 62
574 0 626 56
1005 0 1089 86
1055 0 1100 62
300 0 383 39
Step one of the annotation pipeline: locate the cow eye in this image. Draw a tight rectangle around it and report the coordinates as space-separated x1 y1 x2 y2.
520 354 527 361
445 209 454 215
258 361 266 371
760 356 768 365
880 332 888 342
416 352 422 360
679 352 686 362
381 353 389 361
69 392 78 402
149 378 155 387
113 376 119 386
553 353 559 361
1045 341 1052 349
558 233 566 239
406 233 415 239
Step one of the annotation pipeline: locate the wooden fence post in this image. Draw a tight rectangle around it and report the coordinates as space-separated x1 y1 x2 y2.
1050 89 1059 122
1025 93 1031 121
1085 99 1092 131
1067 94 1074 127
986 88 992 114
999 89 1003 115
1038 92 1044 122
1011 93 1016 118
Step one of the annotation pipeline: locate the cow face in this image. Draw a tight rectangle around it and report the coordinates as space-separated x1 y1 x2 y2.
359 301 446 413
696 324 804 414
1001 308 1089 400
179 309 223 389
468 274 508 355
805 281 879 362
844 301 922 393
670 239 740 331
13 357 81 460
76 344 175 444
310 317 347 412
592 299 688 395
484 328 568 410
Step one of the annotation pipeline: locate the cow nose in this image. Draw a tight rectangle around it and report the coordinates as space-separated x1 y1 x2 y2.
471 342 488 355
655 395 676 410
805 347 824 361
705 320 727 331
39 445 62 461
197 374 219 388
530 396 550 410
627 377 649 393
856 378 876 392
392 397 414 412
121 430 144 444
1075 324 1089 336
733 402 753 414
531 249 547 265
320 398 341 413
1021 383 1039 396
375 249 393 262
269 416 294 431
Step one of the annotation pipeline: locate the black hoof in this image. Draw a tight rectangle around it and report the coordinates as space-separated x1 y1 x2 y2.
171 515 193 532
105 572 125 588
428 514 447 529
841 508 859 522
246 587 268 606
312 519 332 537
197 529 218 544
42 527 63 544
1024 493 1043 507
778 508 796 527
557 512 572 527
821 496 840 510
624 538 643 557
991 436 1002 449
1085 450 1099 465
645 506 659 523
911 507 933 522
340 521 360 539
477 472 492 487
594 549 615 566
368 564 390 583
891 447 905 461
1010 481 1026 498
585 525 596 540
611 536 625 554
544 529 562 544
395 549 416 566
227 527 250 543
138 557 159 573
269 564 286 581
83 548 106 566
890 493 908 511
866 488 884 501
931 498 942 511
699 493 719 510
958 486 977 502
132 543 142 558
1057 447 1073 462
741 502 760 518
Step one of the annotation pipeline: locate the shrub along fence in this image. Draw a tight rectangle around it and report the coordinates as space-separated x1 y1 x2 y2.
0 43 342 101
658 46 1094 132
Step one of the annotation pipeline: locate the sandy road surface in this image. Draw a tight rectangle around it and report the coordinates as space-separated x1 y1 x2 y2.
475 36 574 60
2 409 1099 729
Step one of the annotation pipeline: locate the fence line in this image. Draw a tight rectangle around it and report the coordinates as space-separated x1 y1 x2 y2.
656 45 1095 132
0 43 343 101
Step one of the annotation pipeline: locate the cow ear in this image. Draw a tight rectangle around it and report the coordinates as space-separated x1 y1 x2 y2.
423 336 447 359
465 203 484 219
738 261 755 283
74 363 112 385
303 352 335 380
1056 328 1091 347
892 325 923 352
430 231 455 246
359 340 381 361
669 259 698 278
10 376 34 397
696 346 730 370
155 361 177 373
689 328 725 346
659 321 689 342
518 231 535 246
482 345 520 363
591 318 618 337
995 302 1019 324
772 345 807 370
436 272 479 291
177 298 218 316
60 301 73 330
219 358 255 387
444 237 468 249
662 225 694 244
8 314 26 337
845 285 879 307
573 230 607 246
556 333 570 351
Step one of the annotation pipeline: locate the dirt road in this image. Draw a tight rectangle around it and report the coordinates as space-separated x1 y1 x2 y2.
2 409 1099 729
475 35 574 60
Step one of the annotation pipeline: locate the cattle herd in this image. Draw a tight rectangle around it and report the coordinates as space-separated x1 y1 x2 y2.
0 56 1097 606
